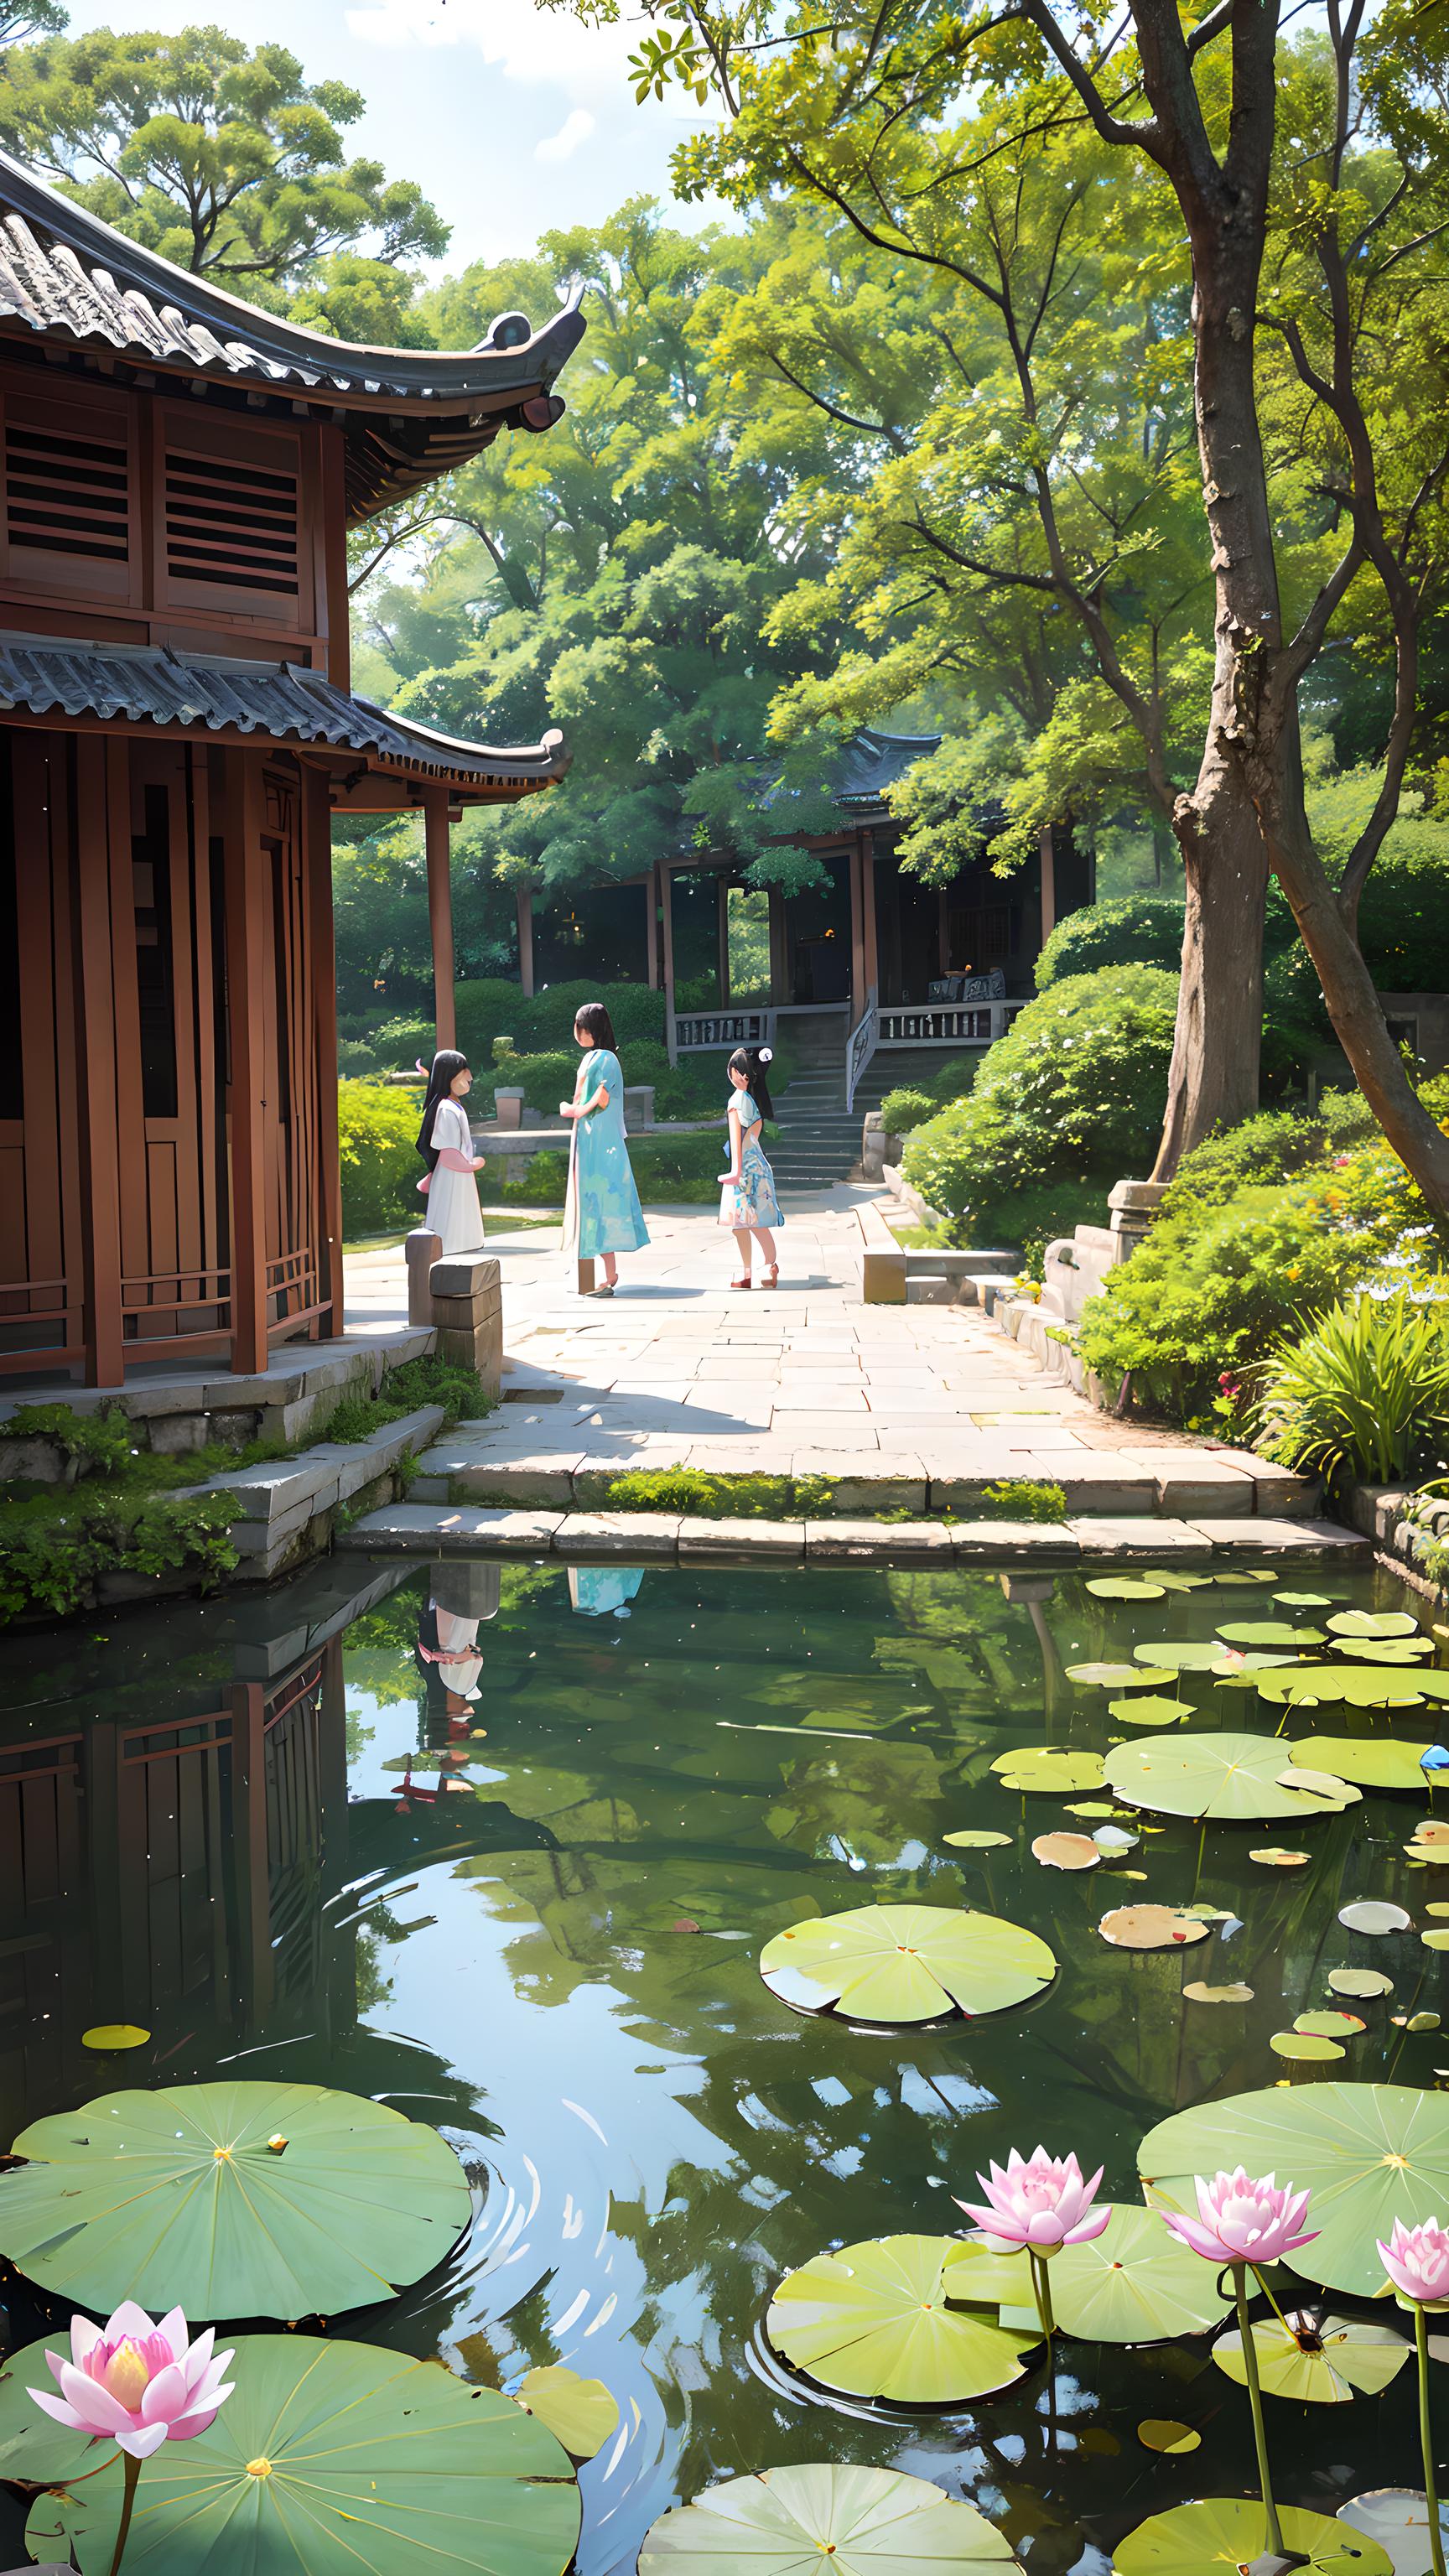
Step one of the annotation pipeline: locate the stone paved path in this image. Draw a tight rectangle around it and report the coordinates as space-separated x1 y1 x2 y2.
345 1188 1310 1519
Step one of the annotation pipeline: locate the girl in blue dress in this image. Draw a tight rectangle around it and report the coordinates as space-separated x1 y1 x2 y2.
560 1000 649 1296
718 1043 782 1289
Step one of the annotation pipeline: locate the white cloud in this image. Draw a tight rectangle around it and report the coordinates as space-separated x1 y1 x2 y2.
536 106 596 161
346 0 636 90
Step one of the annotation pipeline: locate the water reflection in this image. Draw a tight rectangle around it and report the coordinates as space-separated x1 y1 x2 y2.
0 1550 1437 2573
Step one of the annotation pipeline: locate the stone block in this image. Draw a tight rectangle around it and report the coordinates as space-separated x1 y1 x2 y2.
347 1503 565 1551
804 1519 955 1559
407 1227 442 1326
147 1412 208 1457
951 1521 1081 1560
1186 1516 1370 1555
676 1517 805 1557
456 1457 582 1508
1245 1465 1320 1516
1068 1516 1208 1555
0 1436 66 1482
1150 1464 1255 1517
862 1248 906 1306
793 1459 927 1514
429 1559 503 1619
554 1513 681 1557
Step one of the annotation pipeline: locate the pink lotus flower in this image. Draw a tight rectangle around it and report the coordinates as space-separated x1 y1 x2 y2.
956 2146 1110 2253
1162 2168 1318 2268
1378 2216 1449 2306
29 2303 234 2460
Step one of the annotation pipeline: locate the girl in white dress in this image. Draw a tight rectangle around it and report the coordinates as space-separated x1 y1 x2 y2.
415 1049 486 1254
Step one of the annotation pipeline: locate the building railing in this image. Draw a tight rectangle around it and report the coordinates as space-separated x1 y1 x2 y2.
876 1000 1025 1046
669 1006 775 1062
844 984 879 1114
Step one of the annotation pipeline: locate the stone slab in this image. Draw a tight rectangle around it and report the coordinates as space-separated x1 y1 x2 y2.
1186 1516 1370 1555
1067 1516 1210 1555
803 1519 955 1559
676 1517 806 1558
553 1513 682 1557
347 1504 566 1551
950 1521 1082 1560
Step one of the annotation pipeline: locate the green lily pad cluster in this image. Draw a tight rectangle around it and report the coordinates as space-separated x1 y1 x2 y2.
759 1902 1057 2023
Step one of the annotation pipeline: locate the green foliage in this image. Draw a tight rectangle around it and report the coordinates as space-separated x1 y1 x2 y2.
599 1467 794 1517
979 1479 1068 1524
1255 1294 1449 1486
337 1078 422 1236
5 1400 131 1476
1036 898 1186 989
901 968 1179 1267
0 1484 238 1626
382 1353 496 1427
501 1149 570 1205
879 1086 937 1135
0 27 446 311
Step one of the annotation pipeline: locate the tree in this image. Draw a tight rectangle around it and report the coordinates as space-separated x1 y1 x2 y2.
0 25 446 306
552 0 1449 1213
0 0 64 47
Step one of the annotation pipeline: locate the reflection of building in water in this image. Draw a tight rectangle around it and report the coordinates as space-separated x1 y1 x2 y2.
0 1561 411 2132
568 1566 646 1618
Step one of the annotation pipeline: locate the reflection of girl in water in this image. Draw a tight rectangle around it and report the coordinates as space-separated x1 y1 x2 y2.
412 1564 501 1780
568 1566 645 1618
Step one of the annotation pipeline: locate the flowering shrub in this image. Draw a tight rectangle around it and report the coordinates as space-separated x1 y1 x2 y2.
901 966 1178 1266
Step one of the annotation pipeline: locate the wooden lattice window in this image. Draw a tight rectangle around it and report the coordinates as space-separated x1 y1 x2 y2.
0 382 138 600
156 408 309 627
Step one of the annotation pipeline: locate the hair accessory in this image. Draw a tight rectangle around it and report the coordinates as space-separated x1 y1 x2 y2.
757 1045 773 1062
415 1057 429 1074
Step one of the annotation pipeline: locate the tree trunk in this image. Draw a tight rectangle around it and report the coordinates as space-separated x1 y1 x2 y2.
1153 760 1267 1177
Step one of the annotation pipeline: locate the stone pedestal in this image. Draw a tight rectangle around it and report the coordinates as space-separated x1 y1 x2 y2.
428 1251 503 1399
428 1558 502 1620
860 1110 886 1182
406 1227 442 1327
493 1088 524 1129
1107 1177 1170 1261
624 1084 655 1131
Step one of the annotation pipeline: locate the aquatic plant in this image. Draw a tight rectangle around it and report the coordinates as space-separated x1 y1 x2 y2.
956 2148 1109 2347
1378 2218 1449 2576
1162 2172 1317 2558
29 2305 234 2576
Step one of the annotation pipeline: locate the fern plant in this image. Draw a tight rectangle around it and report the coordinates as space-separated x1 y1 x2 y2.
1255 1293 1449 1486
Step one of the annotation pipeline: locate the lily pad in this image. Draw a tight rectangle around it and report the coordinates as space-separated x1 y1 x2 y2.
20 2335 580 2576
943 1830 1013 1850
1085 1578 1168 1602
1114 2501 1391 2576
1259 1667 1427 1711
1277 1592 1337 1609
1109 1695 1197 1727
1291 1740 1438 1793
1340 1899 1413 1934
1098 1905 1209 1950
1067 1660 1172 1688
0 2339 106 2485
1218 1621 1327 1648
1251 1846 1311 1867
1423 1929 1449 1950
1136 2422 1200 2455
1329 1968 1395 1999
1332 1639 1433 1665
1338 2490 1449 2576
1271 2031 1347 2061
516 2366 619 2460
1139 1570 1213 1590
637 2464 1021 2573
1105 1731 1363 1824
0 2080 472 2319
990 1747 1106 1794
1139 2080 1449 2297
1184 1981 1254 2002
1136 1641 1225 1672
1297 2011 1367 2036
80 2024 150 2051
765 2236 1037 2403
1031 1832 1099 1871
1329 1610 1421 1639
996 2204 1231 2343
759 1903 1056 2024
1213 2309 1408 2404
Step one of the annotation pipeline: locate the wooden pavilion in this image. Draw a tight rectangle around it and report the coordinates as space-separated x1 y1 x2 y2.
0 148 581 1386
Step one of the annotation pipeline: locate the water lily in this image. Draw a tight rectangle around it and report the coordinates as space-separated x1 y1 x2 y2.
1161 2174 1316 2563
958 2147 1108 2350
29 2305 234 2576
1378 2219 1449 2576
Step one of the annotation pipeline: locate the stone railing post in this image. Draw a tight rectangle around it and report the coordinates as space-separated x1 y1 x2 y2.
406 1227 442 1327
428 1252 502 1400
1106 1178 1170 1263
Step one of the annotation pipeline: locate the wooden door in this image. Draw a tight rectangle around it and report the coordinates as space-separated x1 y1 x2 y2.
0 731 86 1372
259 764 323 1333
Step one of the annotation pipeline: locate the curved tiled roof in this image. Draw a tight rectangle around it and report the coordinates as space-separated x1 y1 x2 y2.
0 147 585 518
0 634 569 796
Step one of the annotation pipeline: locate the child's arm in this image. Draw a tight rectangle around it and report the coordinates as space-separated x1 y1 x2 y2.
720 1099 745 1183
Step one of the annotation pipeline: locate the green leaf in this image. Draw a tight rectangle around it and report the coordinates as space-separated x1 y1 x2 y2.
1105 1731 1363 1823
1331 1639 1433 1665
1084 1579 1168 1601
759 1902 1056 2023
1291 1738 1438 1791
1139 2081 1449 2297
1276 1592 1337 1609
638 2462 1022 2572
989 1747 1106 1793
0 2338 106 2485
0 2080 471 2319
1328 1610 1421 1639
1270 2031 1347 2060
766 2235 1038 2403
1212 2311 1409 2404
1067 1659 1171 1686
943 1829 1014 1849
1135 1641 1224 1671
1136 2421 1199 2454
1328 1968 1396 1999
1259 1667 1428 1711
1108 1695 1197 1727
1217 1621 1327 1648
1114 2500 1392 2576
21 2336 579 2576
996 2205 1231 2343
515 2366 619 2461
1138 1571 1214 1590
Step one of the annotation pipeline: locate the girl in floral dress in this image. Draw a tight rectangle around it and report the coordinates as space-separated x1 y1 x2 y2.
718 1044 782 1289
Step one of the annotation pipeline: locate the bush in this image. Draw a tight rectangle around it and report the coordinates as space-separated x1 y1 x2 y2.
1036 896 1185 989
901 967 1179 1269
337 1078 424 1236
880 1086 938 1135
1255 1293 1449 1486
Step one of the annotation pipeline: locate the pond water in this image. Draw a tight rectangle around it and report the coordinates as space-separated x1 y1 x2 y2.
0 1548 1441 2572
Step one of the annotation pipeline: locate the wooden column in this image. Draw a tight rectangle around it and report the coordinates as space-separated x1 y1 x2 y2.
73 738 125 1385
862 828 879 997
1038 823 1057 948
716 873 730 1007
306 765 344 1334
221 750 268 1375
229 1682 274 2023
768 883 787 1002
516 886 535 999
660 862 678 1064
849 835 867 1010
644 868 659 989
423 785 455 1052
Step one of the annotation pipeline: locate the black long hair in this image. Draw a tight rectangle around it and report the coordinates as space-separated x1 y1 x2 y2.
574 1000 617 1052
729 1043 775 1121
416 1049 470 1172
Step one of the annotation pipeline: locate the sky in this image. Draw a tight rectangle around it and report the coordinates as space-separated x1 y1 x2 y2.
52 0 719 273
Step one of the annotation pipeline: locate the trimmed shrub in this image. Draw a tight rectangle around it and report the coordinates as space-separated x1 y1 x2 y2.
880 1086 937 1135
1036 896 1185 989
338 1078 424 1236
901 966 1179 1268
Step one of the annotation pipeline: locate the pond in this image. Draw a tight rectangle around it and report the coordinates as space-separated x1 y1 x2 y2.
0 1546 1441 2573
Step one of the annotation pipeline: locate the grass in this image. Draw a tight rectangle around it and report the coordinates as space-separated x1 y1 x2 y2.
573 1467 1070 1523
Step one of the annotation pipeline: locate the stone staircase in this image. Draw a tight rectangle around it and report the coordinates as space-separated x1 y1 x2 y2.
771 1029 979 1191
